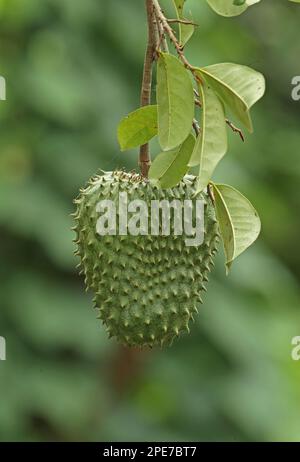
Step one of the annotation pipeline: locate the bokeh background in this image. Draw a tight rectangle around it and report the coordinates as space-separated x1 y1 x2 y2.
0 0 300 442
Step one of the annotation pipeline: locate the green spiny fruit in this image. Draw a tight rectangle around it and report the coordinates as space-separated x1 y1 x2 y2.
73 171 219 348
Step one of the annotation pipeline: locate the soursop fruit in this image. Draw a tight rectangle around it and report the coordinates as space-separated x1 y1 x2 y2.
73 171 219 348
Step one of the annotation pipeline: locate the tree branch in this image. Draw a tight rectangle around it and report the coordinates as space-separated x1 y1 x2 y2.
152 0 201 83
194 89 245 142
192 119 200 137
167 18 198 26
225 119 245 142
139 0 157 178
154 7 168 52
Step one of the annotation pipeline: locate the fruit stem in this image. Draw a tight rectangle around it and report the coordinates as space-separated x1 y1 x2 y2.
139 0 157 178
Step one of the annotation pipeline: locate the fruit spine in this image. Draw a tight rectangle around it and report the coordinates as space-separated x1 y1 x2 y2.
74 171 219 348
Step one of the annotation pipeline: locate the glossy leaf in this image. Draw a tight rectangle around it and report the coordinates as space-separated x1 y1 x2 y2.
149 134 195 188
198 63 265 132
212 183 261 272
117 105 158 151
157 53 195 151
189 79 227 193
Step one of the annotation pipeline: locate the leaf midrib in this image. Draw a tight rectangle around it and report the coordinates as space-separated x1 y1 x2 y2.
163 56 173 148
199 67 249 111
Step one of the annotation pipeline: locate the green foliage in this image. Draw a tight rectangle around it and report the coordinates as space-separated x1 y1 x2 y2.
212 183 261 271
149 134 195 188
188 81 227 193
118 106 158 151
207 0 249 16
198 63 265 132
206 0 299 17
1 0 300 443
117 2 269 267
206 0 258 16
157 53 195 151
172 0 195 46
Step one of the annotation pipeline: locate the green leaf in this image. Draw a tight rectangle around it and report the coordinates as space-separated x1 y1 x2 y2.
149 134 195 188
243 0 261 4
157 53 195 151
198 63 265 132
188 79 227 193
212 183 261 272
206 0 247 16
117 105 158 151
206 0 260 17
173 0 194 47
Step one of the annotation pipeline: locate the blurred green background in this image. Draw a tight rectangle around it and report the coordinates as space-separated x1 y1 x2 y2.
0 0 300 442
